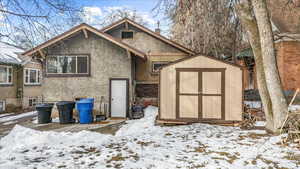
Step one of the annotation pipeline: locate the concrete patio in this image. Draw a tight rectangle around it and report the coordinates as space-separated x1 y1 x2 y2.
0 112 126 137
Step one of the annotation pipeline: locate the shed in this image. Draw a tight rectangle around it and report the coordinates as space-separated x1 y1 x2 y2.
158 55 244 124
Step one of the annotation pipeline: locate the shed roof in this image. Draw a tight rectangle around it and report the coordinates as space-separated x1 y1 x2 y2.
23 23 147 60
161 54 243 70
101 18 195 55
0 42 24 65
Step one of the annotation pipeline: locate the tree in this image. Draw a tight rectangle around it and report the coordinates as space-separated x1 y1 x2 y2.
0 0 82 48
155 0 245 59
158 0 288 132
236 0 288 132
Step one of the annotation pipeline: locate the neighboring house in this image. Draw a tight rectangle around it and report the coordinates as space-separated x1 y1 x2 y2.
0 42 42 112
22 18 195 118
237 27 300 100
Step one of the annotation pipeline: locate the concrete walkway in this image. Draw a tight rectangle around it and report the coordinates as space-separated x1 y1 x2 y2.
0 113 125 137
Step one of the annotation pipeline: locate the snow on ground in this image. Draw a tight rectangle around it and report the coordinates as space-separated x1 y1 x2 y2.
0 106 299 169
0 111 37 123
0 113 13 118
289 105 300 111
254 121 266 127
244 101 262 109
2 120 18 126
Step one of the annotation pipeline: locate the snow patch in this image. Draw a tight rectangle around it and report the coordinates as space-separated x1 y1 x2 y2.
244 101 262 109
2 120 18 125
0 106 299 169
0 111 37 123
255 121 266 127
0 42 24 64
288 105 300 111
0 113 13 118
115 106 159 137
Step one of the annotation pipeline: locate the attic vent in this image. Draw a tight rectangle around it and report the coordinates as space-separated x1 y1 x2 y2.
121 31 133 39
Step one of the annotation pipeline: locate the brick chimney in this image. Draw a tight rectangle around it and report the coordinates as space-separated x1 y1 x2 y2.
155 21 161 34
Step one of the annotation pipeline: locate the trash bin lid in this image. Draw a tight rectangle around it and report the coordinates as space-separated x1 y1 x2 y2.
36 103 53 108
56 101 75 106
76 100 92 104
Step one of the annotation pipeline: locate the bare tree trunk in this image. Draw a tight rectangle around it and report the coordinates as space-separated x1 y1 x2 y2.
251 0 288 132
235 1 274 130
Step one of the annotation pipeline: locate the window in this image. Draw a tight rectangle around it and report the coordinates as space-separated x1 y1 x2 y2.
0 66 12 84
46 55 89 75
0 100 5 112
28 97 38 107
121 31 134 39
152 62 169 73
25 68 41 85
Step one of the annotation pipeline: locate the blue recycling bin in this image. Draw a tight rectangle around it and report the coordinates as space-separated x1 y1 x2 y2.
81 98 94 108
76 100 93 124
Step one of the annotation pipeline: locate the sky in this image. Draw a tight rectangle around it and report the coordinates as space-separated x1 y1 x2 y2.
0 0 172 46
76 0 170 34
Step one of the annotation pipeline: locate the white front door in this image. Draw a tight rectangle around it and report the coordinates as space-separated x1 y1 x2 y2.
110 79 127 118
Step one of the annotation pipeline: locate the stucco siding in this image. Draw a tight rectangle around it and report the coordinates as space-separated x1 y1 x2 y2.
22 61 43 108
0 65 21 107
43 32 132 112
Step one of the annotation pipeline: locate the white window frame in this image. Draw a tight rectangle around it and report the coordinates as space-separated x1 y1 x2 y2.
46 55 89 75
28 97 38 107
24 68 41 85
0 100 5 112
0 65 13 85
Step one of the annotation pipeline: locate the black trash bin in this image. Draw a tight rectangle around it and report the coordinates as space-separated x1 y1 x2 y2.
56 101 75 124
36 103 54 124
131 105 144 119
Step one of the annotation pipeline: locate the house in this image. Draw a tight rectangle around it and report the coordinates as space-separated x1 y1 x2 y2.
101 18 195 104
22 18 195 118
0 42 42 112
237 2 300 100
159 55 243 124
238 36 300 93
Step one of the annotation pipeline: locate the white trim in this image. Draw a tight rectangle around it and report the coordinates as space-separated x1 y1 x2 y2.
46 55 89 75
24 68 41 85
28 96 38 107
0 65 13 85
0 100 5 112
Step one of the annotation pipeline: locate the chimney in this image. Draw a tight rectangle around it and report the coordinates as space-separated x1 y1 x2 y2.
155 21 161 34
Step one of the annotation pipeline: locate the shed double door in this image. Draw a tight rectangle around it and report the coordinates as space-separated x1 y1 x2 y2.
176 68 225 120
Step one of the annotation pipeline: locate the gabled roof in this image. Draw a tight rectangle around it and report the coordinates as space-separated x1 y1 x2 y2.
161 54 244 70
101 18 195 55
0 42 24 65
23 23 147 60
